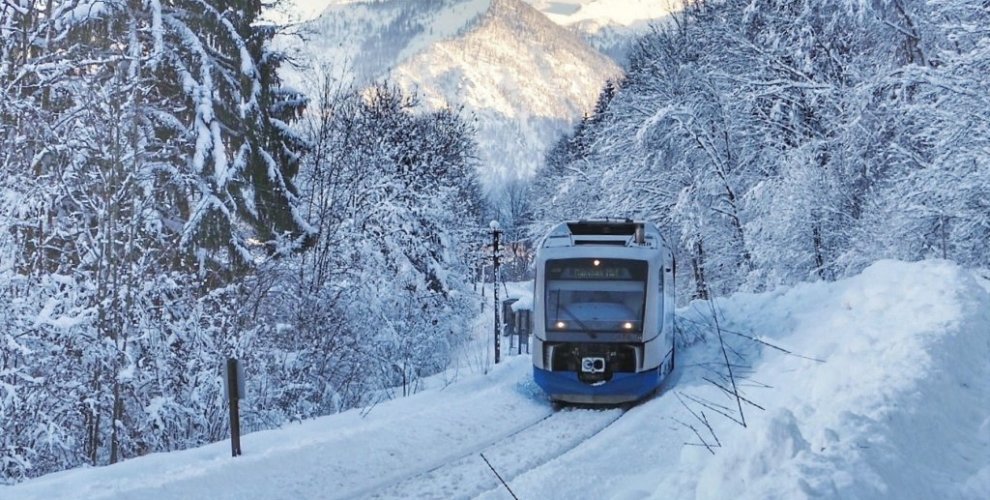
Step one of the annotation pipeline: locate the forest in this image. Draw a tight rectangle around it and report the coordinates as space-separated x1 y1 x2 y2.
531 0 990 300
0 0 483 482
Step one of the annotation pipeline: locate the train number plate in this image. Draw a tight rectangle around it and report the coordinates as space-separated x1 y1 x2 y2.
581 357 606 374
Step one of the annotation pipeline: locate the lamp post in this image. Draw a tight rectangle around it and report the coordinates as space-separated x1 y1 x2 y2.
490 221 502 364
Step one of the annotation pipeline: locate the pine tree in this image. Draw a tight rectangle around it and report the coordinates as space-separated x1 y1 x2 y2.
148 0 314 278
0 0 316 479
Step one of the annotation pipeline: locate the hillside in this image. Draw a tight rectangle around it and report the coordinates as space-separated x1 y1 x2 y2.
278 1 679 60
277 0 622 197
280 0 492 84
526 0 680 60
391 0 622 187
6 260 988 499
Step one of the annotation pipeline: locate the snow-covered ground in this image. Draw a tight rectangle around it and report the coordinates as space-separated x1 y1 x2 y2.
5 260 988 499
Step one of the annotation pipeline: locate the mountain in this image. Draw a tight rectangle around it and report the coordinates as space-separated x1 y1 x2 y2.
281 1 679 60
524 0 681 61
277 0 623 202
278 1 678 60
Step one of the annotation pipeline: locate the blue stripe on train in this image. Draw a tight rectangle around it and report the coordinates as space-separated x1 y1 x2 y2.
533 366 662 403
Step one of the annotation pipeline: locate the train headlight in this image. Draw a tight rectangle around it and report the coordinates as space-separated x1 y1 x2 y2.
555 321 567 329
623 322 634 330
593 259 601 266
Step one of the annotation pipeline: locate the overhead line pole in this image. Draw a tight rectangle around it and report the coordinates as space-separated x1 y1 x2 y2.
491 221 502 364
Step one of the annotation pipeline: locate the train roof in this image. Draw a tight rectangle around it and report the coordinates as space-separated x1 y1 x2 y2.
541 219 664 250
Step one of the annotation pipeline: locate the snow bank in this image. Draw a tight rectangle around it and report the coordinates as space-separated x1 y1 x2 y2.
668 259 990 499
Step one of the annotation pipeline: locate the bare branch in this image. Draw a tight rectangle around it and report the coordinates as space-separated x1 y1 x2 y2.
707 299 747 428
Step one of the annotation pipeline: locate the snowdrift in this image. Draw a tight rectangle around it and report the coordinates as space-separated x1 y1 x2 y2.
663 259 990 499
4 260 988 499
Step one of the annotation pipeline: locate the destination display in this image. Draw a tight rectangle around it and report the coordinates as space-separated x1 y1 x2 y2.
547 259 647 281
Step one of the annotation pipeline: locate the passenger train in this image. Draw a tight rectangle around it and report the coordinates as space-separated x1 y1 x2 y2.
532 219 676 404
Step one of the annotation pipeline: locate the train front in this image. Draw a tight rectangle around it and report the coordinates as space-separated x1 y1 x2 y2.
531 220 674 405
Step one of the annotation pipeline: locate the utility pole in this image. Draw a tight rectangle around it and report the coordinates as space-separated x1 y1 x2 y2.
490 221 502 364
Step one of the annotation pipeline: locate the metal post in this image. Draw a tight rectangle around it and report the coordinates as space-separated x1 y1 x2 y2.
226 358 242 457
491 221 502 364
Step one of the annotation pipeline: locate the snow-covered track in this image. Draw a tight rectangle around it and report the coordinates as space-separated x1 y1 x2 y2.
332 409 554 500
360 407 626 499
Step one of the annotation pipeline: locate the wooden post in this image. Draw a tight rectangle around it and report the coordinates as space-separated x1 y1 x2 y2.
226 358 242 457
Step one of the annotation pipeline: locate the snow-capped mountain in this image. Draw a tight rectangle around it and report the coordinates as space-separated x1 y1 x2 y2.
525 0 680 60
278 0 623 197
285 0 679 57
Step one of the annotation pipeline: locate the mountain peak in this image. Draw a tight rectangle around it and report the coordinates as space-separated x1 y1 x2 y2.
390 0 622 188
279 0 622 197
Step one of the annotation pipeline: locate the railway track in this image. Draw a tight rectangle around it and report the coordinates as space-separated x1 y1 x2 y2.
331 409 553 500
346 406 627 500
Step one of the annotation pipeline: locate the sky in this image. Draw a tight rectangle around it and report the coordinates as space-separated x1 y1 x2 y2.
5 260 988 499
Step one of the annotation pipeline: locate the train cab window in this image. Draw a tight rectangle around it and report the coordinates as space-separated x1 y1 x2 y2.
545 259 647 332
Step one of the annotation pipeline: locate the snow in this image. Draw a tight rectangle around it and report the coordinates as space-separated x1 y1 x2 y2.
283 0 352 22
281 0 675 27
526 0 679 28
4 260 988 499
60 0 114 25
394 0 491 64
32 297 92 330
273 0 622 197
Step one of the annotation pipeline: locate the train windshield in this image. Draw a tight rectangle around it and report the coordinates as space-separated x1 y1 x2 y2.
544 258 647 333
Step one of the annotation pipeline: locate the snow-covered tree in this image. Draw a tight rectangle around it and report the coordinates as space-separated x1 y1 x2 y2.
0 0 315 480
849 0 990 269
334 82 483 394
527 0 990 298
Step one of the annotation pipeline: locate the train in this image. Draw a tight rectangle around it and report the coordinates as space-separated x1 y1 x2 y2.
531 219 676 404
